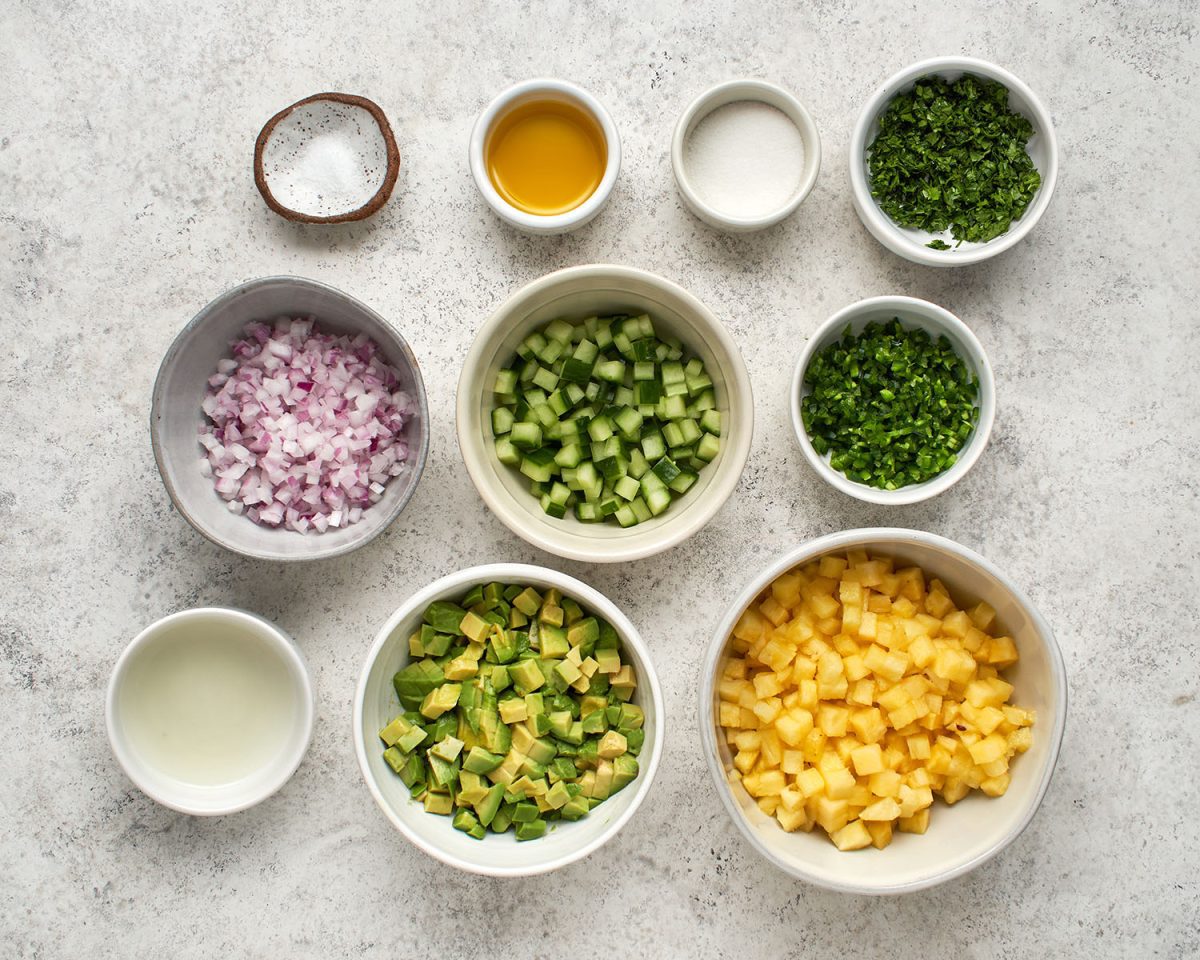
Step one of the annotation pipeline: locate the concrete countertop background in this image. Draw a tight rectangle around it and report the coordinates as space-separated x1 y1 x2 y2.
2 1 1196 956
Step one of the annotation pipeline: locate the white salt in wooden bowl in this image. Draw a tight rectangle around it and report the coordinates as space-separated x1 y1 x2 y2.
672 79 821 233
254 93 400 224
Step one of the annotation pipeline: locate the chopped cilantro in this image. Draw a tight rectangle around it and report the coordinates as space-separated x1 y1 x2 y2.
868 74 1042 247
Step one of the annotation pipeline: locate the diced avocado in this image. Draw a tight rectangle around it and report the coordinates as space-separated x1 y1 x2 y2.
489 628 518 663
552 739 579 758
561 597 584 625
618 702 645 730
487 750 523 786
605 704 622 726
424 792 454 816
594 648 621 674
444 656 479 681
559 795 590 821
490 804 514 834
525 711 551 737
429 712 458 742
512 587 542 617
508 608 529 629
422 632 454 657
576 739 599 770
456 770 489 805
539 625 569 659
592 759 615 800
611 754 639 793
625 728 645 755
430 736 465 762
498 698 528 724
462 585 485 608
408 631 424 658
379 716 412 746
459 610 490 643
396 726 428 754
382 746 407 774
462 746 504 775
509 659 545 694
567 617 600 649
548 757 577 783
525 737 558 765
452 808 481 835
547 710 573 739
420 683 462 719
580 695 607 718
392 659 444 710
561 721 585 746
515 819 547 841
398 753 425 789
518 756 549 779
524 692 545 716
489 664 511 693
427 753 460 791
611 665 637 701
511 722 537 756
474 783 505 827
554 659 583 686
595 619 620 650
482 582 505 606
582 710 608 735
544 780 572 810
512 801 540 823
424 600 469 635
598 730 627 758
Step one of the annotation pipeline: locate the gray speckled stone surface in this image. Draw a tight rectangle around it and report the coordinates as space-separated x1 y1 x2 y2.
3 1 1197 956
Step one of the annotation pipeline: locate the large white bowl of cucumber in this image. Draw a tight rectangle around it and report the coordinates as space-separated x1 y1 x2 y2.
457 264 753 563
353 563 664 876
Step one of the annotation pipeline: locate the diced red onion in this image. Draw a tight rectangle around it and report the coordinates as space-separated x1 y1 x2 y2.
198 317 414 534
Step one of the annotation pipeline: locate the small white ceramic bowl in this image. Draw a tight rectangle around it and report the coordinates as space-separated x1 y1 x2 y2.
672 79 821 233
456 264 753 563
151 276 430 562
354 563 664 877
790 296 995 505
469 78 621 235
699 528 1067 895
849 57 1059 266
106 607 316 816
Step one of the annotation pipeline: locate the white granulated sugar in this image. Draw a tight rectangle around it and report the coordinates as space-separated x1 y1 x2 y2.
683 100 806 219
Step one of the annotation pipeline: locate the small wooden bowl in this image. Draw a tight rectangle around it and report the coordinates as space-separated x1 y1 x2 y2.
254 92 400 224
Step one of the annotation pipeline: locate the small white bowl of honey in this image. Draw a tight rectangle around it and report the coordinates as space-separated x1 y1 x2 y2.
470 78 620 235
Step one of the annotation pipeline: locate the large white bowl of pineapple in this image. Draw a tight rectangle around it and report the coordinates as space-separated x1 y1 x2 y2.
699 528 1066 894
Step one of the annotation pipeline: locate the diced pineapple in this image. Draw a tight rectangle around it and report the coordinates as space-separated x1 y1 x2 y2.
831 819 872 851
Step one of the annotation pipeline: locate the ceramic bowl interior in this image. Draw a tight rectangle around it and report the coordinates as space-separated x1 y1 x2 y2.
790 296 995 506
151 276 429 561
457 265 753 563
699 529 1067 894
672 78 822 232
468 78 621 235
106 607 315 816
354 563 664 876
849 57 1058 266
255 93 400 223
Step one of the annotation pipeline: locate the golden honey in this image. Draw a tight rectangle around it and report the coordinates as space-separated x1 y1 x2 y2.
485 98 607 216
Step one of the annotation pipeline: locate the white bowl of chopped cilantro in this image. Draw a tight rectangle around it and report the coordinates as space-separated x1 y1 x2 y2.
790 296 995 505
849 57 1058 266
353 563 664 876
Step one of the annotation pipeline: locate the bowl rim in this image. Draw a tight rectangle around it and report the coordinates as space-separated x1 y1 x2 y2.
149 275 431 562
468 78 621 234
253 92 401 224
105 606 316 816
697 527 1069 895
352 561 665 877
671 78 823 232
455 263 754 562
848 56 1059 267
789 295 996 505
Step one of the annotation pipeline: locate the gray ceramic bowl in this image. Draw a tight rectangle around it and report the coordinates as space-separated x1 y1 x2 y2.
151 276 429 561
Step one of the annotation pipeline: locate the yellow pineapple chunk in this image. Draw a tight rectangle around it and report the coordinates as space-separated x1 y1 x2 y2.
831 819 872 851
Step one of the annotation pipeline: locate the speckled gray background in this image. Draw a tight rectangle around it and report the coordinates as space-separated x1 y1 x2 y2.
3 0 1197 956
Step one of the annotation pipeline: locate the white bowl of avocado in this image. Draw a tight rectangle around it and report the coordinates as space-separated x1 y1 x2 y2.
353 562 665 876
